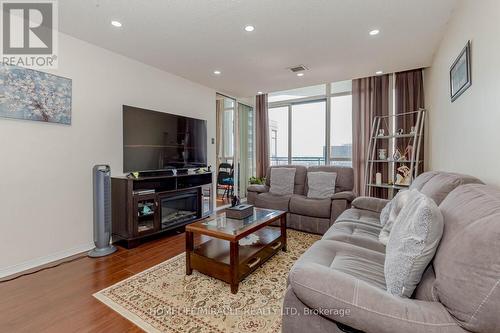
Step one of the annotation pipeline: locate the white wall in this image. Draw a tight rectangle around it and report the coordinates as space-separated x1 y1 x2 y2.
0 33 216 277
425 0 500 185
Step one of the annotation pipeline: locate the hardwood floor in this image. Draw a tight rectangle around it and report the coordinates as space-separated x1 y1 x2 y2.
0 230 206 333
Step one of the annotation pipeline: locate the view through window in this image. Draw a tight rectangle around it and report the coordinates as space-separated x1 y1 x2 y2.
268 106 289 164
268 81 352 167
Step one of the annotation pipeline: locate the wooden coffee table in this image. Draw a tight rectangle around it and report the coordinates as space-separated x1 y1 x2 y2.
185 208 286 294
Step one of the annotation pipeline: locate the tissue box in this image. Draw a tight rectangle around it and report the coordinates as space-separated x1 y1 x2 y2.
225 204 254 219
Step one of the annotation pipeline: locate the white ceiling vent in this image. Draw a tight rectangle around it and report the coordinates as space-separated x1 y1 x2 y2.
289 65 308 73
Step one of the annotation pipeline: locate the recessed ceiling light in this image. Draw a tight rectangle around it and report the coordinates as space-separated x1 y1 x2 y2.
376 70 383 75
244 25 255 32
111 20 122 28
257 91 263 94
297 73 304 77
213 70 221 75
369 29 380 36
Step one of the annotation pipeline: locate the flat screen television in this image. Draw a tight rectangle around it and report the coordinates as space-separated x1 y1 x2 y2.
123 105 207 172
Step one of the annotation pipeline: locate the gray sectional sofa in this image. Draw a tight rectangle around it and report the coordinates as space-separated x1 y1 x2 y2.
247 165 355 234
283 171 500 333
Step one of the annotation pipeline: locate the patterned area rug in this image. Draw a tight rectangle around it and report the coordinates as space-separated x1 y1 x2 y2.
94 229 320 333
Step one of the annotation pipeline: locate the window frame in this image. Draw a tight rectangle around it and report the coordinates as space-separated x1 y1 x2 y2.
268 82 352 166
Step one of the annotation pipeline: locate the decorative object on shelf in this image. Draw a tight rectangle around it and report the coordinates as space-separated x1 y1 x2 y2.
231 195 241 207
364 109 425 199
225 203 254 219
404 145 414 161
141 205 153 216
393 148 403 161
378 129 385 136
395 165 412 186
378 149 387 160
450 40 471 102
0 63 72 124
238 233 260 246
375 172 382 186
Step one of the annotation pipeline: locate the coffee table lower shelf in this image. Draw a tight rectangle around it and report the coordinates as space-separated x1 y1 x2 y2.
186 226 285 293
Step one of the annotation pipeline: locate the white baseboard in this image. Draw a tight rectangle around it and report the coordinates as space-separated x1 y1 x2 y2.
0 243 94 279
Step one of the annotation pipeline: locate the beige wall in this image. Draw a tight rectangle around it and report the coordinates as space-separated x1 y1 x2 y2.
425 0 500 185
0 33 216 277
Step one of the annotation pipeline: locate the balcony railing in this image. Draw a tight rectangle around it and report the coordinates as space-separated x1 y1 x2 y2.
270 156 352 167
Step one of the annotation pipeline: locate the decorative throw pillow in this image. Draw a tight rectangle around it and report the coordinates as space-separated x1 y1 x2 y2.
379 190 411 245
307 172 337 199
384 190 444 297
379 201 392 226
269 168 296 196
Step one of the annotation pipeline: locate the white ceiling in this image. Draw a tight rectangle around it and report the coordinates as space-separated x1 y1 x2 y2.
59 0 458 97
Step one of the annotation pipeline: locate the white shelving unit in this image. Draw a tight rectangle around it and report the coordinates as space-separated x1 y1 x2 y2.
364 109 426 199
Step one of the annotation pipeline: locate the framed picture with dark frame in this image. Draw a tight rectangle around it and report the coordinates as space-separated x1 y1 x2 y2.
450 40 471 102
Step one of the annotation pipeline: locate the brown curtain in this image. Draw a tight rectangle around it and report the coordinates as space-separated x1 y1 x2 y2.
255 94 270 178
395 69 425 172
352 75 390 197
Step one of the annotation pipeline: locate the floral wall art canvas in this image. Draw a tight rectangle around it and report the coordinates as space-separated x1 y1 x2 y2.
0 64 72 124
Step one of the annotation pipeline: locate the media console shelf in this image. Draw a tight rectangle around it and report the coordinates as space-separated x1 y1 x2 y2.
111 171 213 248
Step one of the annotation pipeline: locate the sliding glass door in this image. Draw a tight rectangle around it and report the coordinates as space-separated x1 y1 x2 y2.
237 103 255 197
216 93 255 206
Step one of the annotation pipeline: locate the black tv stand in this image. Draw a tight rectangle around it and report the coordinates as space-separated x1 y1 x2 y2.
112 171 213 248
130 170 174 178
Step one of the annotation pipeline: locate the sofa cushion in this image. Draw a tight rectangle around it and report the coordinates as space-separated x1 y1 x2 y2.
289 244 464 333
269 168 296 196
291 240 386 289
335 208 381 227
410 171 483 205
351 196 390 213
254 192 291 211
289 195 331 218
307 171 337 199
385 190 444 297
379 189 412 245
322 221 385 253
431 184 500 333
305 166 354 193
265 165 307 195
287 213 331 235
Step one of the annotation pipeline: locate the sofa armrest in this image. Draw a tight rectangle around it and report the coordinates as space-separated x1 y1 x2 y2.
289 262 463 333
247 184 269 194
351 196 389 213
332 191 355 202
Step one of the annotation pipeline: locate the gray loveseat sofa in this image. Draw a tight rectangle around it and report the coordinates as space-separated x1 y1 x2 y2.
247 165 355 234
283 171 500 333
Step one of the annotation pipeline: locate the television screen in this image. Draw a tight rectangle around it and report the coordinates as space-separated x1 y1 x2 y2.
123 105 207 172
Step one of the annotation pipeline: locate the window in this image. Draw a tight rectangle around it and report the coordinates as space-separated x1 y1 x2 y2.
330 95 352 166
291 101 326 166
271 129 278 157
268 84 326 103
268 106 289 165
268 81 352 166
